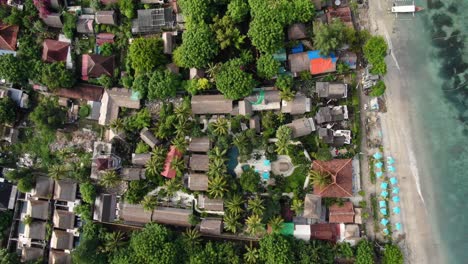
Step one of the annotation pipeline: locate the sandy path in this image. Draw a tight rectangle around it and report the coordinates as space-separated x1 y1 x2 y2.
367 1 443 263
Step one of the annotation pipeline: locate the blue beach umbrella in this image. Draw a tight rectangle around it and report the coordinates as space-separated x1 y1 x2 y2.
388 166 396 172
383 229 389 235
380 182 388 189
380 208 387 215
379 201 386 208
392 187 400 194
387 157 395 164
393 207 401 214
392 196 400 203
373 152 383 159
375 162 383 168
395 222 402 231
380 218 389 226
376 171 383 178
380 191 388 198
390 177 398 185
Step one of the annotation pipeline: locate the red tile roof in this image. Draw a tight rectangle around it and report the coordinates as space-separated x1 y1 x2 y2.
329 201 355 223
81 54 115 80
310 223 340 242
95 158 110 170
56 83 104 101
313 159 353 198
0 23 19 51
42 39 69 63
161 146 182 179
326 7 354 28
96 33 115 46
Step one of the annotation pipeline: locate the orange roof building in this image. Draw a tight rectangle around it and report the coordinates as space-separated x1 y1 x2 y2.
0 23 19 51
328 201 355 223
312 159 353 198
310 223 340 242
161 146 182 179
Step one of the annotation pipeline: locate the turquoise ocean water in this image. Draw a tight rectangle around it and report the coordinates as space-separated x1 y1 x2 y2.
393 0 468 263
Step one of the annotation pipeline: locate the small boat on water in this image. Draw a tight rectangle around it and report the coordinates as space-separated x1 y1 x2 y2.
391 5 424 13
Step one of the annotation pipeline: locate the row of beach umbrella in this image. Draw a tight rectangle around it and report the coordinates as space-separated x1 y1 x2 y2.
374 152 402 233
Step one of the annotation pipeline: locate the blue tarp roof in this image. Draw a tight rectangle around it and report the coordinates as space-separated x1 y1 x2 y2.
380 182 388 189
291 43 304 54
393 207 401 214
390 177 398 185
381 219 389 226
392 196 400 203
376 171 383 178
379 201 386 208
373 152 383 159
307 50 337 62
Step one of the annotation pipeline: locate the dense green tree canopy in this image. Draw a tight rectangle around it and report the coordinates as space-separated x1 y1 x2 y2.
0 54 26 84
40 62 76 90
370 80 386 97
256 53 280 79
148 70 181 100
215 58 256 100
240 168 260 193
178 0 213 23
132 74 150 99
383 244 403 264
29 97 66 131
227 0 249 23
80 182 96 204
63 13 77 39
190 242 241 264
313 19 347 55
129 223 180 264
173 22 219 68
363 36 388 75
0 97 17 124
355 239 376 264
259 235 294 264
211 15 245 50
129 37 166 74
248 0 315 53
119 0 135 19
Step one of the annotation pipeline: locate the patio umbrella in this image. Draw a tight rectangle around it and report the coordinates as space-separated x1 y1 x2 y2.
380 182 388 189
390 177 398 185
387 157 395 164
380 218 389 226
383 229 389 235
395 222 402 230
380 191 388 198
376 171 383 178
392 187 400 194
375 162 383 168
379 201 386 208
393 207 401 214
380 208 387 215
392 196 400 203
388 166 396 172
373 152 383 159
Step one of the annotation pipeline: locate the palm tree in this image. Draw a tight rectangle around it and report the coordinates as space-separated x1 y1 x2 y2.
279 87 295 102
207 176 227 199
247 196 265 216
100 170 121 188
211 118 229 136
209 146 227 160
233 134 248 153
174 118 191 138
275 126 292 155
268 216 284 234
206 62 221 79
170 156 185 177
152 145 166 157
48 164 68 180
171 136 187 154
290 198 304 216
245 214 264 236
100 231 126 253
207 158 227 178
183 228 201 247
225 194 244 215
165 179 182 197
244 246 259 264
145 156 161 178
174 104 191 121
110 118 125 133
141 195 158 211
223 212 241 234
309 170 332 188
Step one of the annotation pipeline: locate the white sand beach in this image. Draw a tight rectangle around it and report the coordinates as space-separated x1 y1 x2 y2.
366 1 443 263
